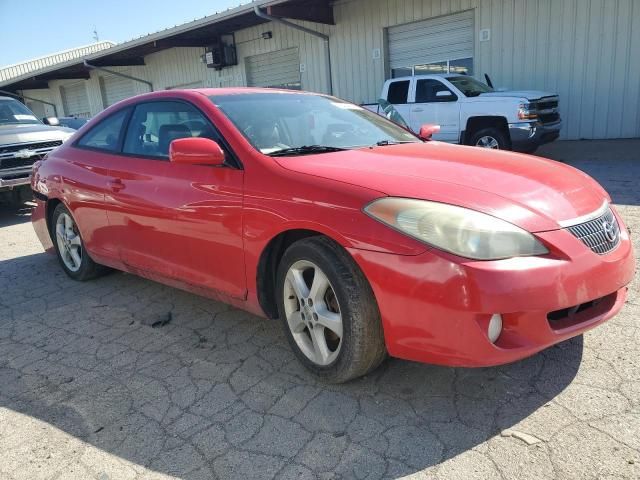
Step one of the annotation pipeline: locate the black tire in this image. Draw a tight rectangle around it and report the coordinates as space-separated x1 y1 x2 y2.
468 127 510 150
51 203 108 281
276 236 386 383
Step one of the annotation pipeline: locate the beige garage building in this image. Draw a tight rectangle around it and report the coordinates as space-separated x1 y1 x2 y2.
1 0 639 140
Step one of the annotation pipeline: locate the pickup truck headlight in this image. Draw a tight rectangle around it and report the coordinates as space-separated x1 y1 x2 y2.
518 103 538 120
364 198 548 260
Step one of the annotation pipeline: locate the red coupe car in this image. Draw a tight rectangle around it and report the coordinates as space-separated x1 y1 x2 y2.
31 88 635 382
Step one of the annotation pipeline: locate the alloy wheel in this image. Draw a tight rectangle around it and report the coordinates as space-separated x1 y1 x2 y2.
476 135 500 149
283 260 343 366
55 212 83 272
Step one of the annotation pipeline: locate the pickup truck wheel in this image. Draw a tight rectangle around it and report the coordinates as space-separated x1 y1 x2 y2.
276 237 387 383
469 128 509 150
52 203 108 281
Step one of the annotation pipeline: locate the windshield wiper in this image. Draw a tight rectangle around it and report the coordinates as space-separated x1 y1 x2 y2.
267 145 347 157
374 140 415 147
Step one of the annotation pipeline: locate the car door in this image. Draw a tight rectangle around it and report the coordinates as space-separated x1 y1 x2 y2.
104 99 246 299
66 107 131 260
410 79 461 142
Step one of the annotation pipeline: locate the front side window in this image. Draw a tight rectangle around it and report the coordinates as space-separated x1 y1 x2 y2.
77 108 129 152
211 92 419 155
123 101 221 158
0 98 40 126
415 79 457 103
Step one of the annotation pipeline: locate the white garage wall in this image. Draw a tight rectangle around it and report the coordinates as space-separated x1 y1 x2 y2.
331 0 640 140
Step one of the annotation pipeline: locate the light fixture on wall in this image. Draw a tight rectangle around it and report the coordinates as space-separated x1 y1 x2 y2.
261 31 273 40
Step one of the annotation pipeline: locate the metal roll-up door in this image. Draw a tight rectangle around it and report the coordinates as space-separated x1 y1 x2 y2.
60 82 90 117
100 74 135 107
246 48 301 89
388 11 474 72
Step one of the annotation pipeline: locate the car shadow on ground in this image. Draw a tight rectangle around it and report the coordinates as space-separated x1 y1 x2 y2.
0 202 34 228
0 251 583 479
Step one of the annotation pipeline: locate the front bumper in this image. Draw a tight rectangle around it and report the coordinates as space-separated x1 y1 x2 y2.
0 167 31 190
347 209 635 367
509 120 562 152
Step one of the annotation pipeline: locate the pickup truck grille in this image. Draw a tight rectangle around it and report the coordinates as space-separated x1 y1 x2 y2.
0 140 63 156
0 156 43 170
533 96 560 124
566 207 620 255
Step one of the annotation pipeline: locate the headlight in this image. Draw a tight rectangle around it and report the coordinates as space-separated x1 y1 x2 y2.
364 198 548 260
518 103 538 120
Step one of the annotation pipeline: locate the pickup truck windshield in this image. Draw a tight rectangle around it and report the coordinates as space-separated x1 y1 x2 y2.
0 98 41 125
446 76 494 97
210 92 419 155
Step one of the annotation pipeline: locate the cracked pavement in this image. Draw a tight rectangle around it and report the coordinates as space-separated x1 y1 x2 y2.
0 139 638 479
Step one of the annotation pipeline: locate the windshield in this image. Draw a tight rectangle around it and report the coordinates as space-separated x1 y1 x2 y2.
446 76 493 97
0 98 41 125
210 92 419 155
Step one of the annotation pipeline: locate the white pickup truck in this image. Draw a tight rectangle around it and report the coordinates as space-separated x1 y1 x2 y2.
364 74 561 153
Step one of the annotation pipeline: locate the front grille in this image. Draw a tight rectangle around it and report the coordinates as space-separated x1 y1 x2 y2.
0 140 62 156
566 207 620 254
533 96 559 124
539 112 560 124
0 155 43 170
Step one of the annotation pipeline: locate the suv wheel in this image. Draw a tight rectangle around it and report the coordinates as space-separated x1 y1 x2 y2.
469 128 510 150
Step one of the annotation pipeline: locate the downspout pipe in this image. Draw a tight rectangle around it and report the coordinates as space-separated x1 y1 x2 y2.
83 60 153 92
253 6 333 95
0 89 59 117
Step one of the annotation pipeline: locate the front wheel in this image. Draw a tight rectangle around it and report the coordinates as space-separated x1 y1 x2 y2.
468 127 510 150
276 237 386 383
52 203 108 281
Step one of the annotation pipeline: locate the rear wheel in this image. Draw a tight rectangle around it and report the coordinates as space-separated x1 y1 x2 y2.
468 127 510 150
276 237 386 383
52 203 108 281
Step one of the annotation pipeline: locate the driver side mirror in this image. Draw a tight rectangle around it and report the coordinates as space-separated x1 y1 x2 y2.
419 124 440 141
42 116 60 126
169 137 226 166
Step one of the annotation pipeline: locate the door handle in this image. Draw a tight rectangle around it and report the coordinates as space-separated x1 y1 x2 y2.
412 108 424 112
108 178 125 193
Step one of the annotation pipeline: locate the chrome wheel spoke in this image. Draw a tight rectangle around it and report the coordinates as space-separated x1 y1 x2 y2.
55 224 66 243
310 326 331 365
309 268 330 305
315 307 343 338
286 268 310 300
69 247 82 269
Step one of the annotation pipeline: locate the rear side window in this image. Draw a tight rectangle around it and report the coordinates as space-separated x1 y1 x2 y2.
122 101 222 159
76 108 129 152
387 80 410 104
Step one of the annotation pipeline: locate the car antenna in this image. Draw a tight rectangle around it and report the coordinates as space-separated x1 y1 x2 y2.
484 73 494 88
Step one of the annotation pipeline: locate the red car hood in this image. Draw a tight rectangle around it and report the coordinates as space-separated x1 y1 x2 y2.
275 142 609 233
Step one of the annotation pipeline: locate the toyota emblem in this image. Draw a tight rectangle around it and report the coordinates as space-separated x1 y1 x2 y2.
602 220 618 243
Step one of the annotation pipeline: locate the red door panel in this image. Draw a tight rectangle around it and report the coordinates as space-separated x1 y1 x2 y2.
105 156 245 299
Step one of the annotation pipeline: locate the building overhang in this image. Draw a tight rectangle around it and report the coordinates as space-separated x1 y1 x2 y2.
0 0 332 93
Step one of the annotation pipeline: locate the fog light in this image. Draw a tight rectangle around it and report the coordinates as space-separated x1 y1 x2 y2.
488 314 503 343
